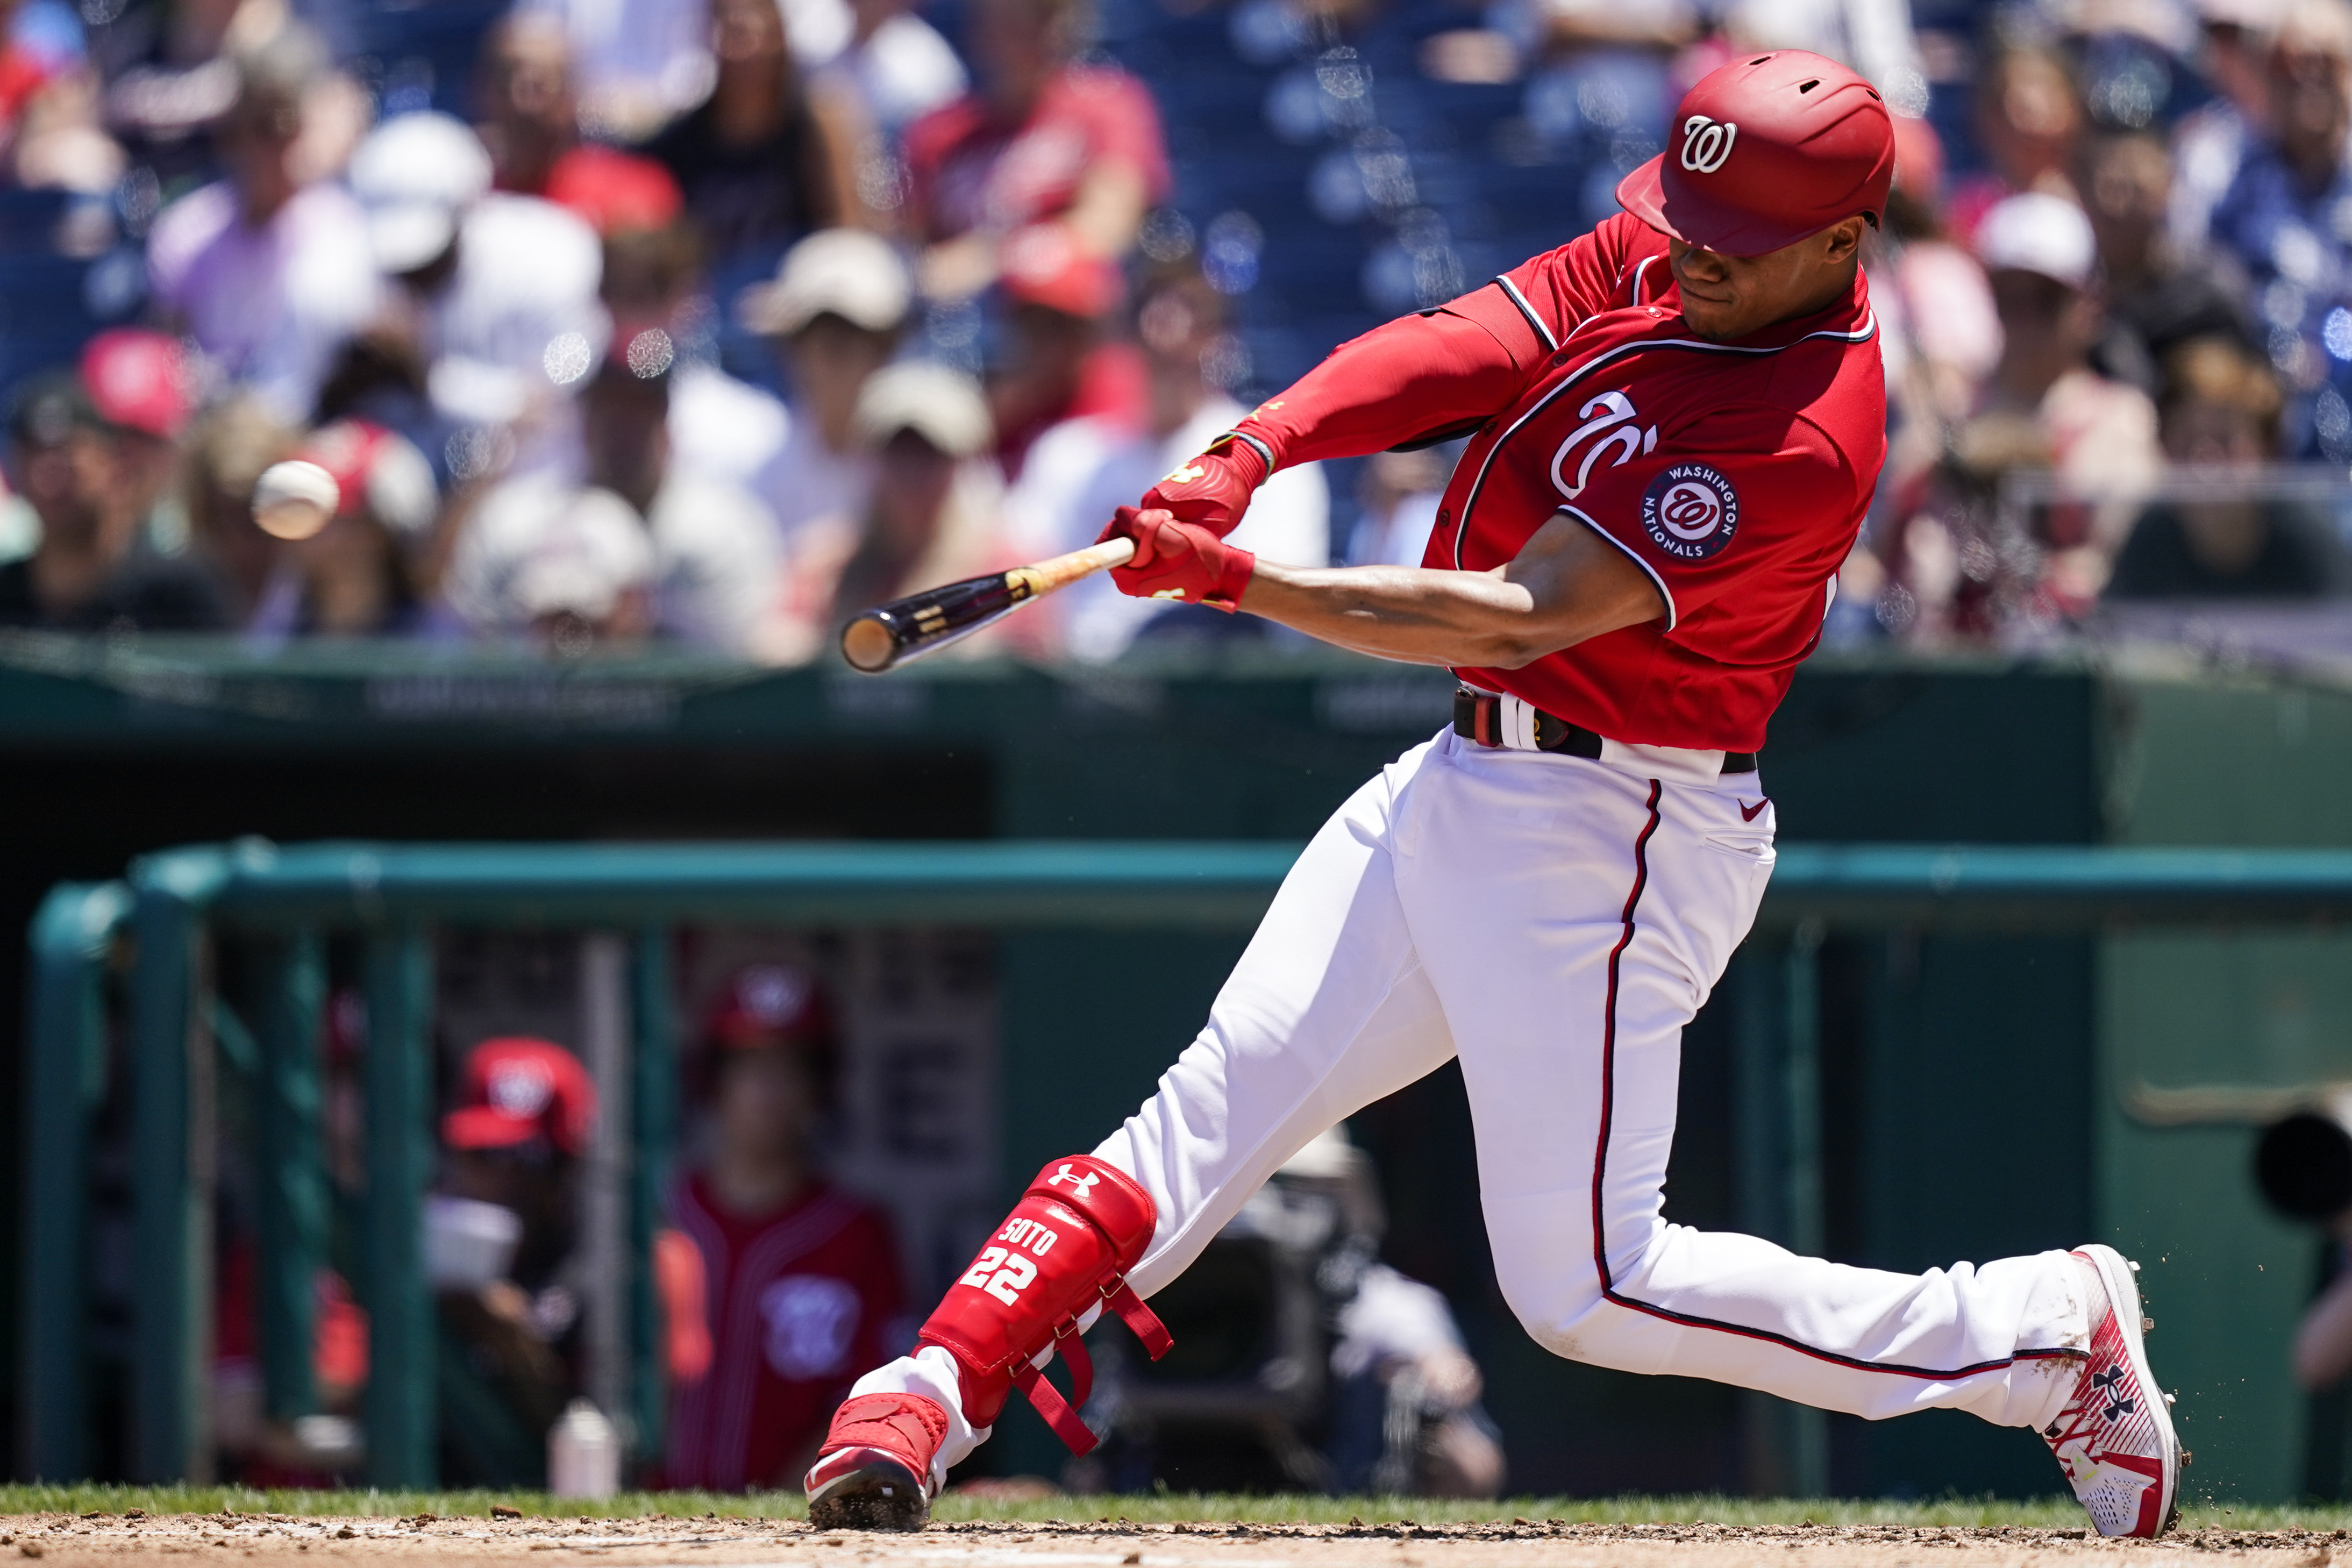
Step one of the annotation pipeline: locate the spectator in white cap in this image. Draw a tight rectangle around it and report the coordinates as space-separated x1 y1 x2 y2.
738 227 912 542
772 359 1027 661
443 326 784 654
146 27 381 425
347 111 604 453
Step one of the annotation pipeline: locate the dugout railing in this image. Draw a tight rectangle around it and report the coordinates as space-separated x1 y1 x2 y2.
19 840 2352 1489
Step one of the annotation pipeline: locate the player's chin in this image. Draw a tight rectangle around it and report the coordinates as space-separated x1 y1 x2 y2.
1677 301 1748 341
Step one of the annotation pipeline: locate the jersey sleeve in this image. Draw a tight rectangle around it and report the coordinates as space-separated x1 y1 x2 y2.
1497 213 1648 346
1234 304 1538 465
1562 405 1859 630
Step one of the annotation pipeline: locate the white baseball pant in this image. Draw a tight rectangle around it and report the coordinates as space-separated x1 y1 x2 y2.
859 728 2092 1477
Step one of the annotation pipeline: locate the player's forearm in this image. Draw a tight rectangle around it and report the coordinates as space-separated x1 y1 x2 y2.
1239 561 1593 668
1236 308 1536 467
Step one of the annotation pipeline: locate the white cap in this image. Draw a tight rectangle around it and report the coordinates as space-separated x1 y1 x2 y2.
1976 192 2098 291
509 488 655 623
348 112 494 274
852 360 993 458
738 227 912 337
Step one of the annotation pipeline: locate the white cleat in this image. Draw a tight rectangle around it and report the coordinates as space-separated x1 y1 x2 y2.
2039 1244 2180 1538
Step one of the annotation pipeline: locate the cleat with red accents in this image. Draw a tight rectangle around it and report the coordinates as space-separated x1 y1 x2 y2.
2040 1245 2179 1538
804 1393 947 1532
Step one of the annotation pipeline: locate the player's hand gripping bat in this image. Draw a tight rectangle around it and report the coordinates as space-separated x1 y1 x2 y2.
840 536 1137 673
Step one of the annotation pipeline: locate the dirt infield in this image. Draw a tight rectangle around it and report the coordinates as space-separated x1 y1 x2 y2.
0 1512 2337 1567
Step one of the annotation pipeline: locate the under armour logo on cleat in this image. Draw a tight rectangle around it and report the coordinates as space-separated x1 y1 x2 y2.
1047 1163 1101 1199
2089 1366 2133 1420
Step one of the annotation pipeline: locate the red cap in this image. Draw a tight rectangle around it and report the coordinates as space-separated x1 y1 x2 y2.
1616 51 1894 257
546 145 683 237
443 1037 597 1156
298 419 439 537
80 329 190 439
705 963 833 1050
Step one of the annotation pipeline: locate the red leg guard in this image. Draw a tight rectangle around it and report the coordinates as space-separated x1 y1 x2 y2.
917 1156 1175 1455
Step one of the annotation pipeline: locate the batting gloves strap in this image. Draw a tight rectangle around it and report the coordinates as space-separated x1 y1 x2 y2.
1105 507 1257 611
915 1155 1173 1455
1108 431 1271 542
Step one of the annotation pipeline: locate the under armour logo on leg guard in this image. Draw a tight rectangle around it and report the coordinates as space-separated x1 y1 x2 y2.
1046 1164 1100 1199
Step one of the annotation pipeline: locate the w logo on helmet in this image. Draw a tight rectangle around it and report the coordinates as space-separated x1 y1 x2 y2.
1680 115 1738 174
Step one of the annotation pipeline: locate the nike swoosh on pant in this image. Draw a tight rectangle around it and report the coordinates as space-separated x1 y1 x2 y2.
1740 799 1768 822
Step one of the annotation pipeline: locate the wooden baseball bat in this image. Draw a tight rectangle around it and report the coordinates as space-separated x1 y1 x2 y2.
840 536 1138 674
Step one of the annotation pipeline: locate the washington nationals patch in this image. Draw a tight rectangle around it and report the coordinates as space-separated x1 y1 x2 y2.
1640 463 1740 560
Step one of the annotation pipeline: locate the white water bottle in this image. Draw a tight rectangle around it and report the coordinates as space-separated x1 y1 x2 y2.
547 1399 621 1499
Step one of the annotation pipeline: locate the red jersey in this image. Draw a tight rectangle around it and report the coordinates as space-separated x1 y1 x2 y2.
904 66 1170 243
663 1177 908 1491
1240 213 1885 752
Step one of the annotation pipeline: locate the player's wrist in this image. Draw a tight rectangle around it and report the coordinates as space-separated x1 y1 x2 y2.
1203 543 1257 612
1217 429 1276 486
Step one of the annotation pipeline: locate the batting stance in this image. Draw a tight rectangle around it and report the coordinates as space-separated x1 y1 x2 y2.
806 52 2178 1536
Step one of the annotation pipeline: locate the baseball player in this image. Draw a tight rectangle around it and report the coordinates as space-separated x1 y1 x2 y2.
805 52 2178 1536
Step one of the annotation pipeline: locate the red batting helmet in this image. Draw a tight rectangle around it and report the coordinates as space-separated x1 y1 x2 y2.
1616 51 1895 258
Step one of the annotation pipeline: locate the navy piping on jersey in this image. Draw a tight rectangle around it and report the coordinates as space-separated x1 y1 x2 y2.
1630 255 1658 307
1495 276 1559 352
1447 309 1879 571
1587 782 2091 1382
1558 504 1677 631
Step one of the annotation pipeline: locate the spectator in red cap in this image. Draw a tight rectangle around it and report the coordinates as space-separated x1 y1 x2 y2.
80 327 193 559
663 964 907 1490
902 0 1168 304
987 231 1146 481
0 369 226 630
434 1036 598 1486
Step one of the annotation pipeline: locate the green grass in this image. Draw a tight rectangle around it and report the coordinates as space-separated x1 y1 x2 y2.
0 1486 2343 1532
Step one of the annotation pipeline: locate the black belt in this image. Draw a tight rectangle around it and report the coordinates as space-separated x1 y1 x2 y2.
1453 689 1757 774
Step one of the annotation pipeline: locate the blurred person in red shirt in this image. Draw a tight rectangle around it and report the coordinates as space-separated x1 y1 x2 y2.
902 0 1167 302
664 965 908 1491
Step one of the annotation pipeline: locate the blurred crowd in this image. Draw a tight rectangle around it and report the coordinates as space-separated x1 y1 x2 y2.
1 0 2350 657
0 0 1327 659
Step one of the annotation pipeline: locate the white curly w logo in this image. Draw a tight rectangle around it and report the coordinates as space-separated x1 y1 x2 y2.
1680 115 1738 174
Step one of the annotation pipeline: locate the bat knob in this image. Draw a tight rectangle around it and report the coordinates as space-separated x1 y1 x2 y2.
841 614 901 674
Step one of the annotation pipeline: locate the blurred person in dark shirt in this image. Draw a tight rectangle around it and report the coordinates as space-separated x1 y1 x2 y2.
475 11 583 197
647 0 873 272
902 0 1168 302
663 964 908 1491
434 1037 596 1487
79 327 193 554
2081 131 2257 395
2108 336 2343 597
0 370 226 630
2207 0 2352 458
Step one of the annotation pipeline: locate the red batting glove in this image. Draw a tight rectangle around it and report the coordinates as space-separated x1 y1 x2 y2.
1096 433 1271 544
1104 506 1257 611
